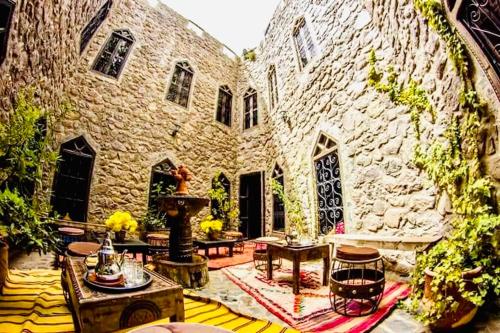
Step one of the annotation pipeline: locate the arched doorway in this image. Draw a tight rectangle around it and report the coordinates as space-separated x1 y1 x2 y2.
51 136 95 222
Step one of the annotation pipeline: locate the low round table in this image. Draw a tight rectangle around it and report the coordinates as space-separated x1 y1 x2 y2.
67 242 101 257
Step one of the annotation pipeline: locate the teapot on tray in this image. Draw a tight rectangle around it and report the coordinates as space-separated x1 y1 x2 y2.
87 232 127 282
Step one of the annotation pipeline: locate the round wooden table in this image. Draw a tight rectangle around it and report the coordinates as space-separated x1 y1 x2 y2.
67 242 101 257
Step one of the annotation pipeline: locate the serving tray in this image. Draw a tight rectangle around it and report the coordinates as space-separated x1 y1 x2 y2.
83 270 153 293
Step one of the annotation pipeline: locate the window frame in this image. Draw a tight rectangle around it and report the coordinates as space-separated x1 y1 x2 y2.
271 164 285 233
166 61 195 108
216 85 233 127
51 136 96 223
91 29 135 79
80 0 113 54
0 0 15 67
243 88 258 130
292 17 317 70
268 65 279 110
443 0 500 100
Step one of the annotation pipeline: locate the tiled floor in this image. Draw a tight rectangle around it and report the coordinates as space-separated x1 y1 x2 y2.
8 251 500 333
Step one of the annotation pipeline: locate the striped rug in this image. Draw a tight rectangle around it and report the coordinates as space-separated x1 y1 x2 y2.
222 263 411 332
0 269 297 333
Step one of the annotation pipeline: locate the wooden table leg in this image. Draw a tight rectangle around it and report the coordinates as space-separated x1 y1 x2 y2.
293 258 300 294
229 245 233 257
323 256 330 286
267 251 273 280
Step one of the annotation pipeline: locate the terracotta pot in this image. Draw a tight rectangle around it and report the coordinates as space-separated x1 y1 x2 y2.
424 267 482 331
0 240 8 291
114 230 127 243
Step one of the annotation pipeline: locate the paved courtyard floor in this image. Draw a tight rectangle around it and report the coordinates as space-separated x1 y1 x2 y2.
8 252 500 333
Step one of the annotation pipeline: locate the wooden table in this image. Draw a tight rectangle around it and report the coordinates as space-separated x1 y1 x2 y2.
193 239 236 257
98 238 149 264
63 257 184 333
266 243 330 294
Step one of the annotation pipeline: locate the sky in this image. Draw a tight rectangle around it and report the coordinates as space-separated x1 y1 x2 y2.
147 0 282 54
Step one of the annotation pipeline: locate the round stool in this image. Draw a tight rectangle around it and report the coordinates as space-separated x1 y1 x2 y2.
147 233 169 256
253 237 282 271
330 245 385 317
67 242 101 257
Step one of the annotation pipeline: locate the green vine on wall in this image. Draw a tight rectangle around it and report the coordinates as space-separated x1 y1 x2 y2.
367 0 499 325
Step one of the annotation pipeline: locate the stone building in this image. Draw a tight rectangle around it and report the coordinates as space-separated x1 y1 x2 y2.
1 0 499 243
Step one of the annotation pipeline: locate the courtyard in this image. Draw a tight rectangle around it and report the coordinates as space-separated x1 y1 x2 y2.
0 0 499 332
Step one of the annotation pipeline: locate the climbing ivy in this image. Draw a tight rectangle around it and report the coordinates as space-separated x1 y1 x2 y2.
367 0 499 325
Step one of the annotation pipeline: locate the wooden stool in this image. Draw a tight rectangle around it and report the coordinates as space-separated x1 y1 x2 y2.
223 231 244 254
147 233 169 257
330 245 385 316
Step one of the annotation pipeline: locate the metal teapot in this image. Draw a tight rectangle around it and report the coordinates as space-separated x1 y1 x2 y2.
93 232 127 281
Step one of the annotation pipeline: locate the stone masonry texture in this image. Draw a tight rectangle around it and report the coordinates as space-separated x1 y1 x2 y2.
0 0 499 246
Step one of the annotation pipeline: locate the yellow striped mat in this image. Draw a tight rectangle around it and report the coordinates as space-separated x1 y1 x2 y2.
0 270 297 333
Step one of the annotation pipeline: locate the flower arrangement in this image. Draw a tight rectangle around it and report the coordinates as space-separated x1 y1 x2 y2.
105 211 138 233
200 215 223 235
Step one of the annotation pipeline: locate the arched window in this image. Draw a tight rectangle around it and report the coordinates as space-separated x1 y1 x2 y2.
293 17 316 69
243 88 258 129
268 65 278 110
167 61 194 108
216 85 232 126
92 29 134 78
80 0 112 54
313 133 344 235
51 136 95 222
444 0 500 98
272 164 285 232
148 159 176 215
210 173 230 220
0 0 15 66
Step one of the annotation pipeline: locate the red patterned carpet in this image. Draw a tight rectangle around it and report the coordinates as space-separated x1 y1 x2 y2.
222 262 410 332
198 242 254 270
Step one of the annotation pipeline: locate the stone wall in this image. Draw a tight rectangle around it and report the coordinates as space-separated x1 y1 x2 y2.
238 0 500 239
1 0 499 242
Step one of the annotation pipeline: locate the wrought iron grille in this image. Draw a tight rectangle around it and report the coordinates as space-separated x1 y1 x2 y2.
80 0 112 54
216 85 232 126
315 149 344 235
0 0 15 66
92 29 134 78
458 0 500 78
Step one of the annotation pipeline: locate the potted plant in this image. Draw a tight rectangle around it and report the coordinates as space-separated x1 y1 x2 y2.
200 215 223 240
105 211 138 243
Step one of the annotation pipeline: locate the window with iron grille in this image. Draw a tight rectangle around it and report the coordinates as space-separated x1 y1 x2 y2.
166 62 194 108
313 133 344 235
51 136 95 222
268 65 278 109
216 85 232 126
92 29 134 78
0 0 15 66
272 164 285 232
293 17 316 69
243 88 258 129
80 0 112 54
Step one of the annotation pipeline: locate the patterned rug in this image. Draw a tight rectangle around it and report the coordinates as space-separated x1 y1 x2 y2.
222 263 411 332
0 269 297 333
198 242 254 270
